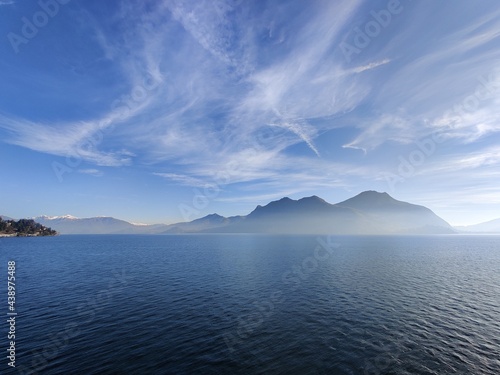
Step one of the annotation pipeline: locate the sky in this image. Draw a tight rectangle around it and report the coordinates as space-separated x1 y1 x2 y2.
0 0 499 226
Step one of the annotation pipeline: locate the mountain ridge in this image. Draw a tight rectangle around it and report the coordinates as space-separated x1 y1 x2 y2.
26 191 455 235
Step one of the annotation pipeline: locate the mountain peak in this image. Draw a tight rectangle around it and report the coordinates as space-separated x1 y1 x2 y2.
298 195 327 202
191 213 226 224
297 195 332 208
337 191 399 209
356 190 391 198
248 194 333 219
202 213 224 219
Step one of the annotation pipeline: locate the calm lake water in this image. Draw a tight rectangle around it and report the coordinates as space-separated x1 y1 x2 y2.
1 234 499 374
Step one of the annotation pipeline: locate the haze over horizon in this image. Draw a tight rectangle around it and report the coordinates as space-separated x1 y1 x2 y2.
1 0 500 226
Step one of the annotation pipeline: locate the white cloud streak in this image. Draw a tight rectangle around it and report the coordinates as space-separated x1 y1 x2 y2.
350 58 391 74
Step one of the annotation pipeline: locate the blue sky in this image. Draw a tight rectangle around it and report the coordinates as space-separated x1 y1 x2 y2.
1 0 500 225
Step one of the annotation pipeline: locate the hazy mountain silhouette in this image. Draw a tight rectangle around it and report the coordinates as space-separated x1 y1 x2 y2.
455 218 500 233
163 214 242 233
335 191 452 234
168 191 453 234
216 195 375 234
27 191 454 234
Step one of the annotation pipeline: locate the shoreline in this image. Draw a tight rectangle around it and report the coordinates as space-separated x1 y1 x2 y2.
0 233 57 238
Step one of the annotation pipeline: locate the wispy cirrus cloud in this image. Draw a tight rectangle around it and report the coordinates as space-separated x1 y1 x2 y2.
2 1 498 168
0 111 134 167
341 3 500 152
350 58 391 74
2 0 364 175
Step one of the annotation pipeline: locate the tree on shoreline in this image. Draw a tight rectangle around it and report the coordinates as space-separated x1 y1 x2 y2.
0 217 57 237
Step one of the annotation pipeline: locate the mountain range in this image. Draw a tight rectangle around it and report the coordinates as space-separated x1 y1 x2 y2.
10 191 466 235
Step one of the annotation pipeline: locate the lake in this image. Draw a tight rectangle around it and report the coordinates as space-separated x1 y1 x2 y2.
1 234 499 374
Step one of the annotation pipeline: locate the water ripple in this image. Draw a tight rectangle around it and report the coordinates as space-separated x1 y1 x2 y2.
0 235 499 374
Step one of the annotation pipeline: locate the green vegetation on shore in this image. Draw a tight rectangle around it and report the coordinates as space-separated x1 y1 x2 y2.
0 218 57 237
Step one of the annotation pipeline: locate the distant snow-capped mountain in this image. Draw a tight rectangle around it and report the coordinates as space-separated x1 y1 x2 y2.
35 215 79 220
33 216 168 235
